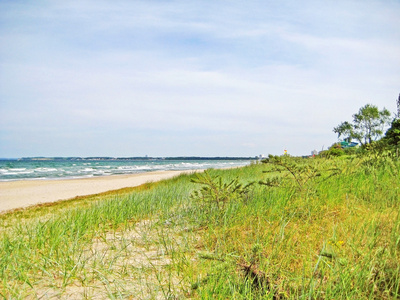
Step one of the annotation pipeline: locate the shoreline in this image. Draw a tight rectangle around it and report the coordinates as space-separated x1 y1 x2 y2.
0 170 201 214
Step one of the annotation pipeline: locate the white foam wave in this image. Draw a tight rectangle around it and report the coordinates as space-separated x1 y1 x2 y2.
0 159 252 181
80 168 95 172
1 170 34 175
35 168 58 172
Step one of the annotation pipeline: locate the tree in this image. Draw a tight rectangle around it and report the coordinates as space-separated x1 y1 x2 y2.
384 118 400 146
333 121 354 142
397 93 400 118
333 104 391 146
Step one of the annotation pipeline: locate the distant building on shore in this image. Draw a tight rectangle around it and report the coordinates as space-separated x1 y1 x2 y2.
340 141 358 148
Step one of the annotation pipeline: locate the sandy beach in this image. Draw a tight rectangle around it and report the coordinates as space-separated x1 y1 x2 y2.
0 170 197 214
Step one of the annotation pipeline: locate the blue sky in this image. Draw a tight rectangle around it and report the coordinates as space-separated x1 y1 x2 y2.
1 0 399 157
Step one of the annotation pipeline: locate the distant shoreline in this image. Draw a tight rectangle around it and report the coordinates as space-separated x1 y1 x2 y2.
4 156 257 161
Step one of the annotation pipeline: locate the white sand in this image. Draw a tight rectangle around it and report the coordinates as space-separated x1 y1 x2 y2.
0 170 197 213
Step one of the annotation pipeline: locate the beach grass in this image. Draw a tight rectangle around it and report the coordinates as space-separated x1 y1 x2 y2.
0 155 399 299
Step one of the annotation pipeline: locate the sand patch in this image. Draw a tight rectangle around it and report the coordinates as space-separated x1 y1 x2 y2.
27 218 197 299
0 170 199 213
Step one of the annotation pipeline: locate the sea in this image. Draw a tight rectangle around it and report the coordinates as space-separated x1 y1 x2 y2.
0 158 253 182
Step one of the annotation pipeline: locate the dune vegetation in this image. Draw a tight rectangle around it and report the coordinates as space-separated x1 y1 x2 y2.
0 147 399 299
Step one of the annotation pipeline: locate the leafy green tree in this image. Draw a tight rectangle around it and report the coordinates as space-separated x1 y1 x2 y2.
384 118 400 146
333 104 391 146
333 121 354 142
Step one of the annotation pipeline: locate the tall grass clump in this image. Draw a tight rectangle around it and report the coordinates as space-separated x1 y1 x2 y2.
0 155 399 299
185 155 400 299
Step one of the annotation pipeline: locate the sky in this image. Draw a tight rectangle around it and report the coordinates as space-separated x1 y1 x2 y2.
1 1 400 158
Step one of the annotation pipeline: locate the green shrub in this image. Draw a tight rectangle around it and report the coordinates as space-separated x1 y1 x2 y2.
190 170 254 210
328 147 344 156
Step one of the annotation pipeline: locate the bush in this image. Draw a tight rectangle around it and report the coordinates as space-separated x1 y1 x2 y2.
326 145 345 157
384 118 400 146
343 146 359 155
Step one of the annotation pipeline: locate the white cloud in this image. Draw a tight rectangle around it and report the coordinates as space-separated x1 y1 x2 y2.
1 0 399 157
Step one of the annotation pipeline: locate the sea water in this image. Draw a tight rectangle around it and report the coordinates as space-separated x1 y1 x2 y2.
0 159 252 181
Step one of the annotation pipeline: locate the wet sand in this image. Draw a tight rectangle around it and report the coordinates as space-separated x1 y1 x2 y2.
0 170 197 213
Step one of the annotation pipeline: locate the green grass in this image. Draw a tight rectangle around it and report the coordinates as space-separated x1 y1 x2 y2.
0 155 399 299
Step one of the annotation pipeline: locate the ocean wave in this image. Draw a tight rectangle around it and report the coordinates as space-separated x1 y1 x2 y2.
8 168 27 171
1 169 34 175
34 168 58 172
80 168 95 172
0 159 252 181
